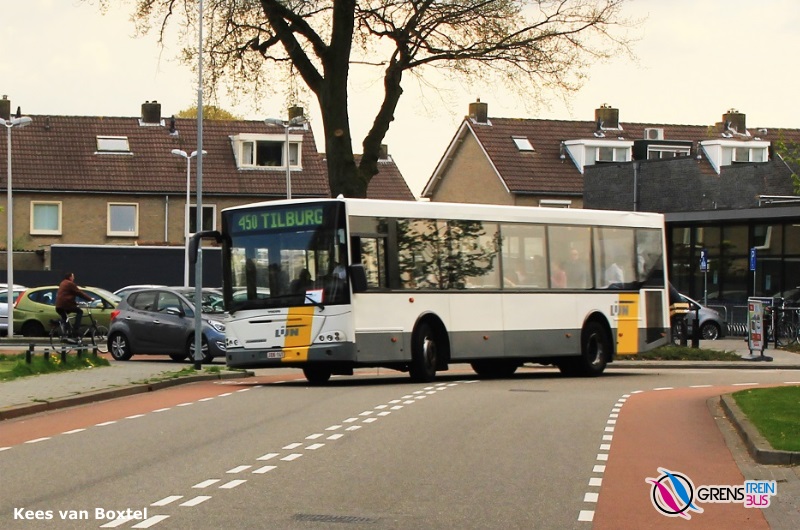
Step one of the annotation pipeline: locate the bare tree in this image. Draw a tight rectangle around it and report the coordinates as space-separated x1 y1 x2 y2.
99 0 634 197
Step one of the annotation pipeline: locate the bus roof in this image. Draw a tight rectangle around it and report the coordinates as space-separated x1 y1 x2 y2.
222 198 665 229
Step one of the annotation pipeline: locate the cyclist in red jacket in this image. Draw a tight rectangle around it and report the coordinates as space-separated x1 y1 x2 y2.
55 272 93 339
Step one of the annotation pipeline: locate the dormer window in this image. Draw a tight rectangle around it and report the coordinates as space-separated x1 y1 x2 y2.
596 146 628 162
233 133 302 169
699 139 769 174
562 139 633 173
512 136 534 151
96 136 130 154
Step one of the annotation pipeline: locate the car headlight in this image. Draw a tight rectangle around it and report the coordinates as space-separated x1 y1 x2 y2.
207 319 226 333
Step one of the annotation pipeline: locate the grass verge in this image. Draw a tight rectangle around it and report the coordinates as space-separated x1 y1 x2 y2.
0 352 110 381
732 386 800 452
619 344 741 361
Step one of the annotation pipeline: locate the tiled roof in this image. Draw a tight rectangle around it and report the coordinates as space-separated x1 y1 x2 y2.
432 115 800 196
360 156 416 201
0 114 412 200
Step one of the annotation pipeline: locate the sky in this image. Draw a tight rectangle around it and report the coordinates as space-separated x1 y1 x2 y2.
2 0 800 198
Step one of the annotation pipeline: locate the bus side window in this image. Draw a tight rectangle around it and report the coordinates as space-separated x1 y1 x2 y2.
359 236 387 289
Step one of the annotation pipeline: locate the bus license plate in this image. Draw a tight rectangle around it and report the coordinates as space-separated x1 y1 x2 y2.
266 351 283 359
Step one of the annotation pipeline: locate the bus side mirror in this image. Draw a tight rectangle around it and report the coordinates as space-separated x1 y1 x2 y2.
350 264 368 293
189 230 222 264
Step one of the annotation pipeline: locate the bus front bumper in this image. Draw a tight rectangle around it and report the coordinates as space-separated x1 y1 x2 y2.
226 342 357 369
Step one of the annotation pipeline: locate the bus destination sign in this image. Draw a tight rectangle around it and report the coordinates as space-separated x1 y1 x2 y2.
233 206 325 233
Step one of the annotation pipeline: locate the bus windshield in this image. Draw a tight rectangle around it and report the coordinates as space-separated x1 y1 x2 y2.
223 202 349 312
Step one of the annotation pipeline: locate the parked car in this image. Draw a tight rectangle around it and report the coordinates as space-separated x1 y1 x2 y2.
170 287 226 314
13 285 120 337
0 284 27 336
672 293 727 343
108 287 226 363
113 284 166 299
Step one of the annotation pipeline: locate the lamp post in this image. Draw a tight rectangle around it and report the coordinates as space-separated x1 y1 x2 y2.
171 149 206 286
264 115 306 199
1 116 32 339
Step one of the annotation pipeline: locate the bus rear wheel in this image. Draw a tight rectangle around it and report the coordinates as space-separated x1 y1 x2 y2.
410 322 438 383
303 366 332 385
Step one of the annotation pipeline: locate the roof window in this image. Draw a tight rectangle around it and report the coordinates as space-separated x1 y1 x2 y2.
96 136 131 153
512 136 534 152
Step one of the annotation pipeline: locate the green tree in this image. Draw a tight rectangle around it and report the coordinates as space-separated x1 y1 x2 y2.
176 105 240 120
99 0 634 197
773 138 800 194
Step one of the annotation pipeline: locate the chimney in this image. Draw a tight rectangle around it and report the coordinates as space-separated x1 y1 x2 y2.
469 98 488 124
379 144 389 160
595 104 619 129
722 108 746 134
0 95 10 121
288 105 304 121
141 100 162 124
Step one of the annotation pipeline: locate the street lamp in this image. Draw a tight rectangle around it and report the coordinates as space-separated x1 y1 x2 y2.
264 115 307 199
171 149 206 286
1 115 32 339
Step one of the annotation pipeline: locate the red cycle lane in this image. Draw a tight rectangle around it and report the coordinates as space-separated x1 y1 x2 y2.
593 385 770 529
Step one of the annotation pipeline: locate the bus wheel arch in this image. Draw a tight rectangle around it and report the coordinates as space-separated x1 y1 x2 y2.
409 315 449 383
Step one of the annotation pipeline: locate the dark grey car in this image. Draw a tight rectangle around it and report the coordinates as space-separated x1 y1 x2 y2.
108 287 226 363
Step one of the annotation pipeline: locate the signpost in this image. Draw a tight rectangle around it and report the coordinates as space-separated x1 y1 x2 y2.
700 248 708 305
750 247 757 295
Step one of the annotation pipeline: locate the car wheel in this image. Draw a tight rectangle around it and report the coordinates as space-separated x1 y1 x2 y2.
303 366 332 385
108 332 134 361
470 359 519 378
700 322 720 340
21 320 47 337
186 335 213 364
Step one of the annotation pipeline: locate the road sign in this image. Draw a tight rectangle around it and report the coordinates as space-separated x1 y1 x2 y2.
750 247 757 271
700 248 708 272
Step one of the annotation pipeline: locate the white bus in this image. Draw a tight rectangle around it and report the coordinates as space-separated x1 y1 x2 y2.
195 198 670 383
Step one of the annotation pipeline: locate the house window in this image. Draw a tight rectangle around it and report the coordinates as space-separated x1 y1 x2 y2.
733 146 767 163
96 136 131 153
539 199 572 208
647 146 691 159
596 146 628 162
239 138 301 168
30 201 62 235
189 204 216 233
107 203 138 236
512 137 534 151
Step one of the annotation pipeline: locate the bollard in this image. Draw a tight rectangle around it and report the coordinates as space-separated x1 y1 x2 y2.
44 350 50 362
691 308 700 348
61 349 67 364
679 317 688 347
26 343 34 364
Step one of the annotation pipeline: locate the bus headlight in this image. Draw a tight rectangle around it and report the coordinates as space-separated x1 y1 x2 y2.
315 331 346 343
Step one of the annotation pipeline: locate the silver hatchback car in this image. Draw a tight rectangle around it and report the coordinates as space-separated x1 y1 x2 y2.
673 293 727 342
108 287 226 363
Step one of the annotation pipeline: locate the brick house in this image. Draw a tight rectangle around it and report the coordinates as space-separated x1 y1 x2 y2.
0 98 413 280
422 100 800 310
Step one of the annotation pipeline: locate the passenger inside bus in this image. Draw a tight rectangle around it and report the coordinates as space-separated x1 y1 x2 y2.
291 269 314 293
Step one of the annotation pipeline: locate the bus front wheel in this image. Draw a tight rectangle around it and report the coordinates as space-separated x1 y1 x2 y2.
303 366 332 385
410 322 438 383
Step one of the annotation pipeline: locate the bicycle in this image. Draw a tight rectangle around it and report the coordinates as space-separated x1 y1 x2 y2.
49 302 110 354
773 298 799 347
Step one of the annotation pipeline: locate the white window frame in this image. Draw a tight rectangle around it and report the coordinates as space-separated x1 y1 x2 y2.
733 146 768 163
646 145 691 159
30 201 62 235
189 204 217 234
596 146 629 162
512 136 534 152
96 136 131 154
539 199 572 208
107 202 139 237
232 133 303 169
